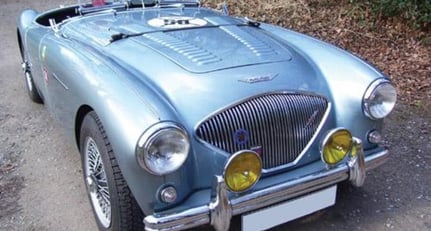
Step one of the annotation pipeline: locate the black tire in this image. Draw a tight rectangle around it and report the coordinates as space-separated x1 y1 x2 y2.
18 29 43 104
24 70 43 104
80 111 145 231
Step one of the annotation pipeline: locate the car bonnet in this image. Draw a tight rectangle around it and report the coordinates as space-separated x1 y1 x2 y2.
62 7 293 73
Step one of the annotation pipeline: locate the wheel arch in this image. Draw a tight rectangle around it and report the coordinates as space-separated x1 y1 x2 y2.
17 29 24 60
75 105 94 151
17 9 38 60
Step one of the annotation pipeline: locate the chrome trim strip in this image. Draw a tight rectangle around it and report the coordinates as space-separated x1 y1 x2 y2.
144 146 389 231
365 148 389 171
144 206 209 231
52 72 69 90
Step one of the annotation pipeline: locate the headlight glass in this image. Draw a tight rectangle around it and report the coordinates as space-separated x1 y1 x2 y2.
136 123 190 175
321 128 352 165
363 79 397 119
224 151 262 192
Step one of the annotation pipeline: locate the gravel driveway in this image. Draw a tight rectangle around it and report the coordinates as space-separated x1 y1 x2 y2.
1 0 430 230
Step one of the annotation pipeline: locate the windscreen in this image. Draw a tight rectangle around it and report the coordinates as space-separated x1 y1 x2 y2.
78 0 126 7
77 0 130 14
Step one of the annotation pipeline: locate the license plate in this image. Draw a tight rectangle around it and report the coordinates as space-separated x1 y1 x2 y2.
242 185 337 231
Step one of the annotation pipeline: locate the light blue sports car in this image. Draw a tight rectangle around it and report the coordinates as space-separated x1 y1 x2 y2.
17 0 397 230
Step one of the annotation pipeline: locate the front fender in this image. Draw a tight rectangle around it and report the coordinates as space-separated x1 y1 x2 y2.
39 34 185 214
261 23 386 148
17 9 38 59
17 9 38 33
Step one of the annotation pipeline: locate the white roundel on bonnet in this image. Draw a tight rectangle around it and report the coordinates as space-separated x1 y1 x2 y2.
148 16 207 28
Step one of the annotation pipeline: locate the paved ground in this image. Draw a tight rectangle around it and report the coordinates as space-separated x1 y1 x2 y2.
0 0 430 231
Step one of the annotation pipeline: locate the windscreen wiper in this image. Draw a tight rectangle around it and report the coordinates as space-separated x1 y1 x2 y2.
109 19 260 43
110 24 220 43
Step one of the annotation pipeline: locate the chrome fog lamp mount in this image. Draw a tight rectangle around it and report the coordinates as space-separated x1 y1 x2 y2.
136 122 190 176
363 79 397 120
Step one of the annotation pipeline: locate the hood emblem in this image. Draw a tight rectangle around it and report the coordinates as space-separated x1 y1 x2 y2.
239 74 278 84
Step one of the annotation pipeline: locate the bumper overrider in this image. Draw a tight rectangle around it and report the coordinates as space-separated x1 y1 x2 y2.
144 138 389 231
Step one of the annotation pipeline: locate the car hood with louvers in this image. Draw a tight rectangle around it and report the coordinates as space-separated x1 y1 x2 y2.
63 8 335 170
136 25 293 73
63 8 292 73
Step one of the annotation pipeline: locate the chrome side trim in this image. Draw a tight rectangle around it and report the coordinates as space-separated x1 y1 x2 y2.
144 145 389 231
52 73 69 90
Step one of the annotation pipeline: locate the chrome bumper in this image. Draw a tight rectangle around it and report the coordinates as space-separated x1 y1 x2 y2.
144 138 389 231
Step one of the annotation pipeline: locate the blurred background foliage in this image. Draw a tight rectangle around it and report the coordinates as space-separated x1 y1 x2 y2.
204 0 431 106
369 0 431 29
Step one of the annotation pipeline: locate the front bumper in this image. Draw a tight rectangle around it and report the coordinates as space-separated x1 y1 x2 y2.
144 138 389 231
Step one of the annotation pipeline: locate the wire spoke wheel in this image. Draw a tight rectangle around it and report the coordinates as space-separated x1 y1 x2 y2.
84 137 111 228
80 111 145 230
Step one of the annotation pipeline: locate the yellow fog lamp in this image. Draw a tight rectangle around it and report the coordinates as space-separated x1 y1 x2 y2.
223 150 262 193
321 128 353 166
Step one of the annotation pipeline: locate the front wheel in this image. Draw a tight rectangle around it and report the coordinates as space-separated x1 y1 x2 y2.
80 111 144 231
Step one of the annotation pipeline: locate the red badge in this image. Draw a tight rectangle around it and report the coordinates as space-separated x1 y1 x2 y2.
42 67 49 85
251 146 263 156
92 0 105 6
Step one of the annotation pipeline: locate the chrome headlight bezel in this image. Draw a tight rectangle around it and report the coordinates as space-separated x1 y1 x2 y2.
363 78 397 120
136 122 190 176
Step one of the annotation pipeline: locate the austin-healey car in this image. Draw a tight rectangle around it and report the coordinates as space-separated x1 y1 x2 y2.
17 0 397 230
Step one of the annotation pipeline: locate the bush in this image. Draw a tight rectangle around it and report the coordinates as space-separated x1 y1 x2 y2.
371 0 431 29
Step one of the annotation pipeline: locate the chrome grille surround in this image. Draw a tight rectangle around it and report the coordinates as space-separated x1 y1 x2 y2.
196 93 329 170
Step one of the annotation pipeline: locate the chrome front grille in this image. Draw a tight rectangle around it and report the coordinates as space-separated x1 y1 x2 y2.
196 93 328 170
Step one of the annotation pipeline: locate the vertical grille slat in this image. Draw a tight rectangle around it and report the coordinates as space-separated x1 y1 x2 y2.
196 93 328 170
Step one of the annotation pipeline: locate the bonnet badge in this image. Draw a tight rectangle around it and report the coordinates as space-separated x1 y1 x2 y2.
239 74 278 84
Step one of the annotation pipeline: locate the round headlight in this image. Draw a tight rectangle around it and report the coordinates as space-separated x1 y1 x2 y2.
224 151 262 193
136 122 190 176
321 128 352 165
363 79 397 120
